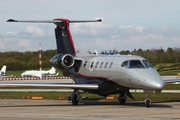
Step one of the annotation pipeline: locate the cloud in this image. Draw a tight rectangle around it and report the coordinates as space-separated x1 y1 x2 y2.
71 21 180 52
17 25 54 39
0 25 55 52
25 26 45 37
0 36 37 52
71 20 115 37
18 38 34 47
5 32 16 37
1 18 180 52
118 25 150 37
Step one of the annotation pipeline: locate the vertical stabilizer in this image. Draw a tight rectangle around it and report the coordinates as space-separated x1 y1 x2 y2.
0 65 6 76
54 19 76 56
48 67 56 74
53 18 102 56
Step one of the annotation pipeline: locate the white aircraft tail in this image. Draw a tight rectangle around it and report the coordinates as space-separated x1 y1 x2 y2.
0 65 6 76
47 67 56 74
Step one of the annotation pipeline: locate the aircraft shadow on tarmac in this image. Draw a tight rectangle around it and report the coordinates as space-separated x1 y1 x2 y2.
79 100 172 108
0 100 172 108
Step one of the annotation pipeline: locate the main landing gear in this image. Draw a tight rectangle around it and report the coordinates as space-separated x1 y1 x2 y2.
118 91 152 107
68 89 80 105
72 94 78 105
118 93 126 105
145 93 151 108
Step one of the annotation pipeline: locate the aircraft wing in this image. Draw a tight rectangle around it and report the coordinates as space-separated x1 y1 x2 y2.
0 82 98 90
164 79 180 84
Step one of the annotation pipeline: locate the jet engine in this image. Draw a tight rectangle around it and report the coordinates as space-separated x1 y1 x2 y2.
50 54 74 71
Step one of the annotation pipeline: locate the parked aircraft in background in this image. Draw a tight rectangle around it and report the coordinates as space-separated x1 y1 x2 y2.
0 65 14 78
46 72 59 77
21 67 56 79
0 65 6 76
1 18 180 108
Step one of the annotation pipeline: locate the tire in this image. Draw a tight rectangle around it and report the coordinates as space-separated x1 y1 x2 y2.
119 98 126 105
72 94 78 105
145 99 151 108
119 94 126 105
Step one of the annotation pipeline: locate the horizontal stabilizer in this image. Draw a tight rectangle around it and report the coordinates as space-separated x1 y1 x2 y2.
69 19 102 23
7 19 62 23
7 19 102 24
0 82 98 90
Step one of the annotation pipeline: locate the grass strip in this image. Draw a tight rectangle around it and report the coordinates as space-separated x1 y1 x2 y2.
0 92 180 102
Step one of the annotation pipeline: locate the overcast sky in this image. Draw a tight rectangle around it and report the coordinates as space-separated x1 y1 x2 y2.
0 0 180 52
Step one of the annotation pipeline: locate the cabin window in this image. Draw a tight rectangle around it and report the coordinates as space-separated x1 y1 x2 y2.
100 62 104 68
84 61 87 67
142 60 153 68
104 62 108 68
90 61 94 69
95 61 99 68
129 60 145 68
109 62 113 68
121 61 128 68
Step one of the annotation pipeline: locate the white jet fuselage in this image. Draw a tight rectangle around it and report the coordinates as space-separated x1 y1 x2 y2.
76 54 164 90
21 67 56 79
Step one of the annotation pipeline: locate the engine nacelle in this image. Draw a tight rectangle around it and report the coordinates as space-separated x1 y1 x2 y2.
50 54 74 71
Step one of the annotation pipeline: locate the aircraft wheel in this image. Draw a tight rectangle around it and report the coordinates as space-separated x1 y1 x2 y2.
72 94 78 105
145 99 151 108
119 98 126 105
118 94 126 105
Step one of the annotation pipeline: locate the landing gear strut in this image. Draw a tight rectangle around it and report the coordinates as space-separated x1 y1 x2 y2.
118 93 126 105
72 94 78 105
145 93 151 107
68 89 80 105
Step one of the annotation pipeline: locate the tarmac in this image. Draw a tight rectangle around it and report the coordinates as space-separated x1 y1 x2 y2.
0 99 180 120
0 76 180 120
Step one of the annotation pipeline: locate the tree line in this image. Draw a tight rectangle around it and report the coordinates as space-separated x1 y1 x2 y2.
0 47 180 71
99 47 180 63
0 50 57 71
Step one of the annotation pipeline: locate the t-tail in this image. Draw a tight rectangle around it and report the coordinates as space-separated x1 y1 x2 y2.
53 18 102 56
54 18 76 56
7 18 101 56
7 18 102 73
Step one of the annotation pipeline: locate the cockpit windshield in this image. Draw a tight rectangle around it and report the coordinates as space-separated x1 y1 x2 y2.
121 59 153 69
121 61 128 67
142 60 153 68
129 60 145 68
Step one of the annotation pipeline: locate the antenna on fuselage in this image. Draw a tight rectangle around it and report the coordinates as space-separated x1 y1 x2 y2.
95 50 98 56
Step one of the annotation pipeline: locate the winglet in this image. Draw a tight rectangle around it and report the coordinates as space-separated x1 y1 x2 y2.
97 19 102 22
7 19 18 22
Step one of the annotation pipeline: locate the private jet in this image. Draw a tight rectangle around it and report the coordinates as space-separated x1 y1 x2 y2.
21 67 56 79
0 65 13 78
1 18 180 107
0 65 6 76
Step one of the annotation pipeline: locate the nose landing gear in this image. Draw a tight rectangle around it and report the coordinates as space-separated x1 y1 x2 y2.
145 93 151 107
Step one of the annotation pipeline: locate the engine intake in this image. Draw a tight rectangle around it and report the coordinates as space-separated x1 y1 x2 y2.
50 54 74 70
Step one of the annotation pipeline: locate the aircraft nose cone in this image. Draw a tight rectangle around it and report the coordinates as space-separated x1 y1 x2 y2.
146 77 164 90
153 80 164 89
